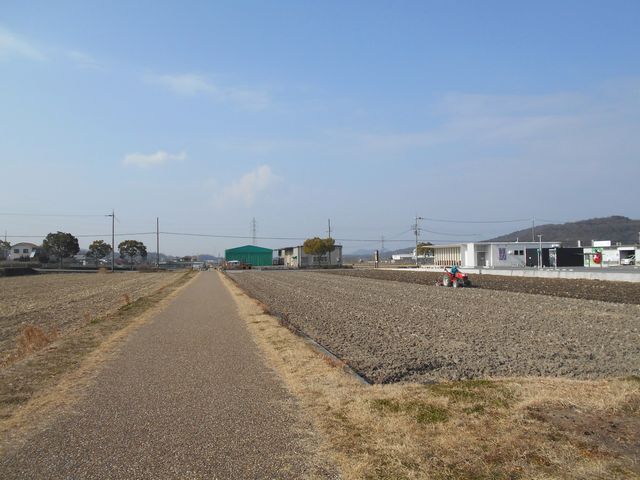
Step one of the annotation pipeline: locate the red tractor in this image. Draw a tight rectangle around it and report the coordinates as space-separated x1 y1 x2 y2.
437 267 472 288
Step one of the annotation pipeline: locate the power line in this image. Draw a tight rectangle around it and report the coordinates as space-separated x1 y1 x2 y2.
3 232 156 238
422 217 531 224
160 231 415 242
423 228 480 237
536 218 564 224
3 230 484 244
0 213 106 217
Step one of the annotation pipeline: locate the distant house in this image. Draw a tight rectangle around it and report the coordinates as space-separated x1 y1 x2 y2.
391 253 415 264
275 245 343 268
8 242 39 261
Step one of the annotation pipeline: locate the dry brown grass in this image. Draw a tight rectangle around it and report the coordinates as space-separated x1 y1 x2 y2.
0 271 185 365
14 325 58 359
0 271 197 452
221 273 640 480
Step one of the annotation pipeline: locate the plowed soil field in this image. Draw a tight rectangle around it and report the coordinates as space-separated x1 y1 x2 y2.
325 268 640 304
229 270 640 384
0 272 183 364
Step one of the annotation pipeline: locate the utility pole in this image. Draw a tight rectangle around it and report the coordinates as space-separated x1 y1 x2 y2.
537 234 543 269
414 215 424 267
251 217 257 245
381 235 385 253
327 219 332 265
106 210 115 272
156 217 160 269
531 217 536 242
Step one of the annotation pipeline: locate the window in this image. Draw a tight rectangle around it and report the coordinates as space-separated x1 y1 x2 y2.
23 248 29 253
13 249 19 253
498 248 507 261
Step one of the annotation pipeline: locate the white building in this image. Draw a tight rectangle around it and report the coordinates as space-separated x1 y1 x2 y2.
8 242 39 261
391 253 414 262
391 248 434 264
583 241 638 267
275 245 343 268
433 241 561 268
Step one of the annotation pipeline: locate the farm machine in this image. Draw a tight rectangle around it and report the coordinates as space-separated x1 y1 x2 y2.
437 267 472 288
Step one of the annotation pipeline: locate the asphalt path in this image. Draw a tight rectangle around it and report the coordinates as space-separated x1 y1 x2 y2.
1 271 334 479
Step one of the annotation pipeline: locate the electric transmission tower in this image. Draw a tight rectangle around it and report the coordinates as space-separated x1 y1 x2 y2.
251 217 257 245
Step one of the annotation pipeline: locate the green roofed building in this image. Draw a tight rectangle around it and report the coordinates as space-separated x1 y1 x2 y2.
224 245 273 267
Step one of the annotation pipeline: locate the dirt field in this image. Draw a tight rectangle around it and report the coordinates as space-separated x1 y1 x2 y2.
229 270 640 383
0 272 183 364
225 275 640 479
0 270 193 439
325 268 640 304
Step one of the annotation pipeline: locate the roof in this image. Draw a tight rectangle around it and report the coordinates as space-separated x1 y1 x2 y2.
225 245 273 254
10 242 39 248
277 244 343 250
432 241 562 248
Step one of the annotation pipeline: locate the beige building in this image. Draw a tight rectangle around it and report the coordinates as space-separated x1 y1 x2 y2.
275 245 343 268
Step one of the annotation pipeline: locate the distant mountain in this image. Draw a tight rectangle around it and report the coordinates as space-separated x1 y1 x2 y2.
344 246 414 259
348 249 377 256
196 254 222 261
486 216 640 246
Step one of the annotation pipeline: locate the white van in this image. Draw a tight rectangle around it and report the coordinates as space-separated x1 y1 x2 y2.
621 255 635 265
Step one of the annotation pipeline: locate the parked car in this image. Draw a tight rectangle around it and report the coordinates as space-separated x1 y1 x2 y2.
621 255 635 265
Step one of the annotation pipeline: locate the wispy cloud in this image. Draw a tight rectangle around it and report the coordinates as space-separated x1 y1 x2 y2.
66 50 102 70
355 82 640 163
150 73 271 110
0 27 45 61
123 150 187 168
215 165 279 207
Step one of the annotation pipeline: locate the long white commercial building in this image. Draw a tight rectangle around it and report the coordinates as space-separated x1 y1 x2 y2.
433 241 561 268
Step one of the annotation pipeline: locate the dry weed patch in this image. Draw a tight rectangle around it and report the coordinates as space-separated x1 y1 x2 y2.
222 273 640 480
14 325 58 360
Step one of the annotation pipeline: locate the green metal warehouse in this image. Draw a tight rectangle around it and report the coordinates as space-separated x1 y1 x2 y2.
224 245 273 267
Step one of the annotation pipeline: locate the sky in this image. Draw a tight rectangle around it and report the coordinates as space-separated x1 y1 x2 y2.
1 1 639 255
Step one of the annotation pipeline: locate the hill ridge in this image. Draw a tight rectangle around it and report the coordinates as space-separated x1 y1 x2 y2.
486 215 640 246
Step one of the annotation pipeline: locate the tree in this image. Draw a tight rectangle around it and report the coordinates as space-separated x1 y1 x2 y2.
87 240 112 266
416 242 434 257
0 240 10 261
303 237 336 267
43 232 80 268
118 240 147 269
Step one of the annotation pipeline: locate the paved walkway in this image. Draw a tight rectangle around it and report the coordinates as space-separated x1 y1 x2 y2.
1 272 333 479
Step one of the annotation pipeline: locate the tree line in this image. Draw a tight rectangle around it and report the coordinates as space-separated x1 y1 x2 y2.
1 232 148 268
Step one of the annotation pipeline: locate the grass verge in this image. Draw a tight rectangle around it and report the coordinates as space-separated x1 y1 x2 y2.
221 272 640 479
0 271 196 452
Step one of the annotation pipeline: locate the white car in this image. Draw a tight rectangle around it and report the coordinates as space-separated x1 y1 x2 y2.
621 255 635 265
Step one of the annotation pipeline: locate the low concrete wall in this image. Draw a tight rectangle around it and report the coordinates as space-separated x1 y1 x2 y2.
422 267 640 283
387 266 640 283
0 267 39 277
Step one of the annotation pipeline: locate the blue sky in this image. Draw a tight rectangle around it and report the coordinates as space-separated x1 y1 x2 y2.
1 1 639 255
